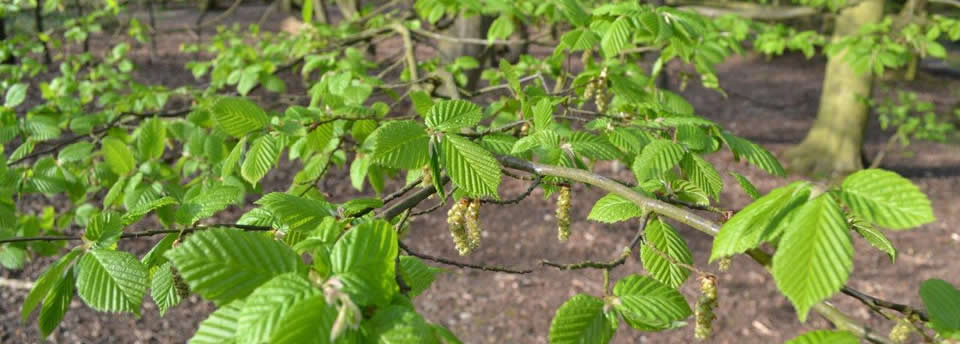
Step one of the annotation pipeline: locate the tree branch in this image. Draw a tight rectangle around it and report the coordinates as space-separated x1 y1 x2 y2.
398 241 534 274
496 154 896 344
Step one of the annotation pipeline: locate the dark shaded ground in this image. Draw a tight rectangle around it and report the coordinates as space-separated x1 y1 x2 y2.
2 4 960 344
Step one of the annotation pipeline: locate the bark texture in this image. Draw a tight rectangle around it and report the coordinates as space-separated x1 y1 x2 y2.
783 0 884 179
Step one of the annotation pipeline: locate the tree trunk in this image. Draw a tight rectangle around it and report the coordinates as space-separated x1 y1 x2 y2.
0 17 13 64
434 13 491 99
782 0 884 179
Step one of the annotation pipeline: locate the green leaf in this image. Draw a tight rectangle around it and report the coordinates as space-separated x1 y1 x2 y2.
613 275 692 331
512 130 560 154
268 294 338 344
425 100 483 131
721 133 785 176
548 294 617 344
730 172 760 200
569 132 620 160
76 249 149 314
711 181 811 262
372 121 429 169
399 256 442 298
5 83 27 107
242 135 282 186
840 169 935 230
428 136 445 204
237 273 321 344
306 122 335 153
409 91 434 117
920 279 960 333
559 0 590 27
587 192 647 223
255 193 336 232
350 154 371 191
366 305 441 344
101 137 136 175
561 28 600 51
175 185 243 225
151 262 183 316
849 215 896 263
785 330 859 344
189 300 246 344
331 220 398 307
632 139 685 181
640 218 692 288
137 118 166 160
22 249 83 321
83 211 124 247
211 97 269 138
222 137 246 178
59 142 95 163
680 153 722 198
533 98 555 131
165 228 305 305
124 196 178 223
38 271 74 337
773 195 853 322
602 16 632 57
487 15 515 43
440 134 501 197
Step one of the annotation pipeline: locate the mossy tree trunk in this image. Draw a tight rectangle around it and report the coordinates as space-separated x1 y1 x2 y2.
783 0 884 179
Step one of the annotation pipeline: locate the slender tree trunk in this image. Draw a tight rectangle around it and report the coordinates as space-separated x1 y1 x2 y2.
783 0 884 179
74 0 89 53
0 17 13 64
435 13 491 99
35 0 52 64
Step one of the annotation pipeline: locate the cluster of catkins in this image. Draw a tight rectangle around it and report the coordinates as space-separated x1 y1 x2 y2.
556 185 572 241
171 265 191 299
447 199 482 255
583 67 610 113
694 275 718 340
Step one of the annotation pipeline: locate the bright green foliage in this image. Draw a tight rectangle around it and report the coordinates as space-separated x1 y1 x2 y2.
711 181 811 262
236 273 322 344
440 134 502 197
372 121 430 169
3 0 954 342
211 97 270 138
613 275 692 331
399 256 443 298
76 249 149 314
242 135 283 186
150 262 183 316
785 330 859 344
920 279 960 338
165 228 306 305
330 220 398 307
772 195 853 321
840 169 935 230
189 300 246 344
101 137 136 175
425 100 483 132
632 140 686 181
640 218 693 288
548 294 617 344
587 192 648 223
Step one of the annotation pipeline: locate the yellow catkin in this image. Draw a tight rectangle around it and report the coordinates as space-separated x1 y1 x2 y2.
556 186 571 241
888 318 912 343
447 199 471 255
465 199 482 250
717 257 732 272
695 275 718 340
421 165 433 188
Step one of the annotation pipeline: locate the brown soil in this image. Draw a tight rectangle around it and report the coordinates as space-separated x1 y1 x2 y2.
3 4 960 344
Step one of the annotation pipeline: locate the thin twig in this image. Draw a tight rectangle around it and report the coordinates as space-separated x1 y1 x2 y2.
481 176 541 205
398 241 534 274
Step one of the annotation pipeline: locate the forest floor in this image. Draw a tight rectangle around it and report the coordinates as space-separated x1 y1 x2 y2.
2 4 960 344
